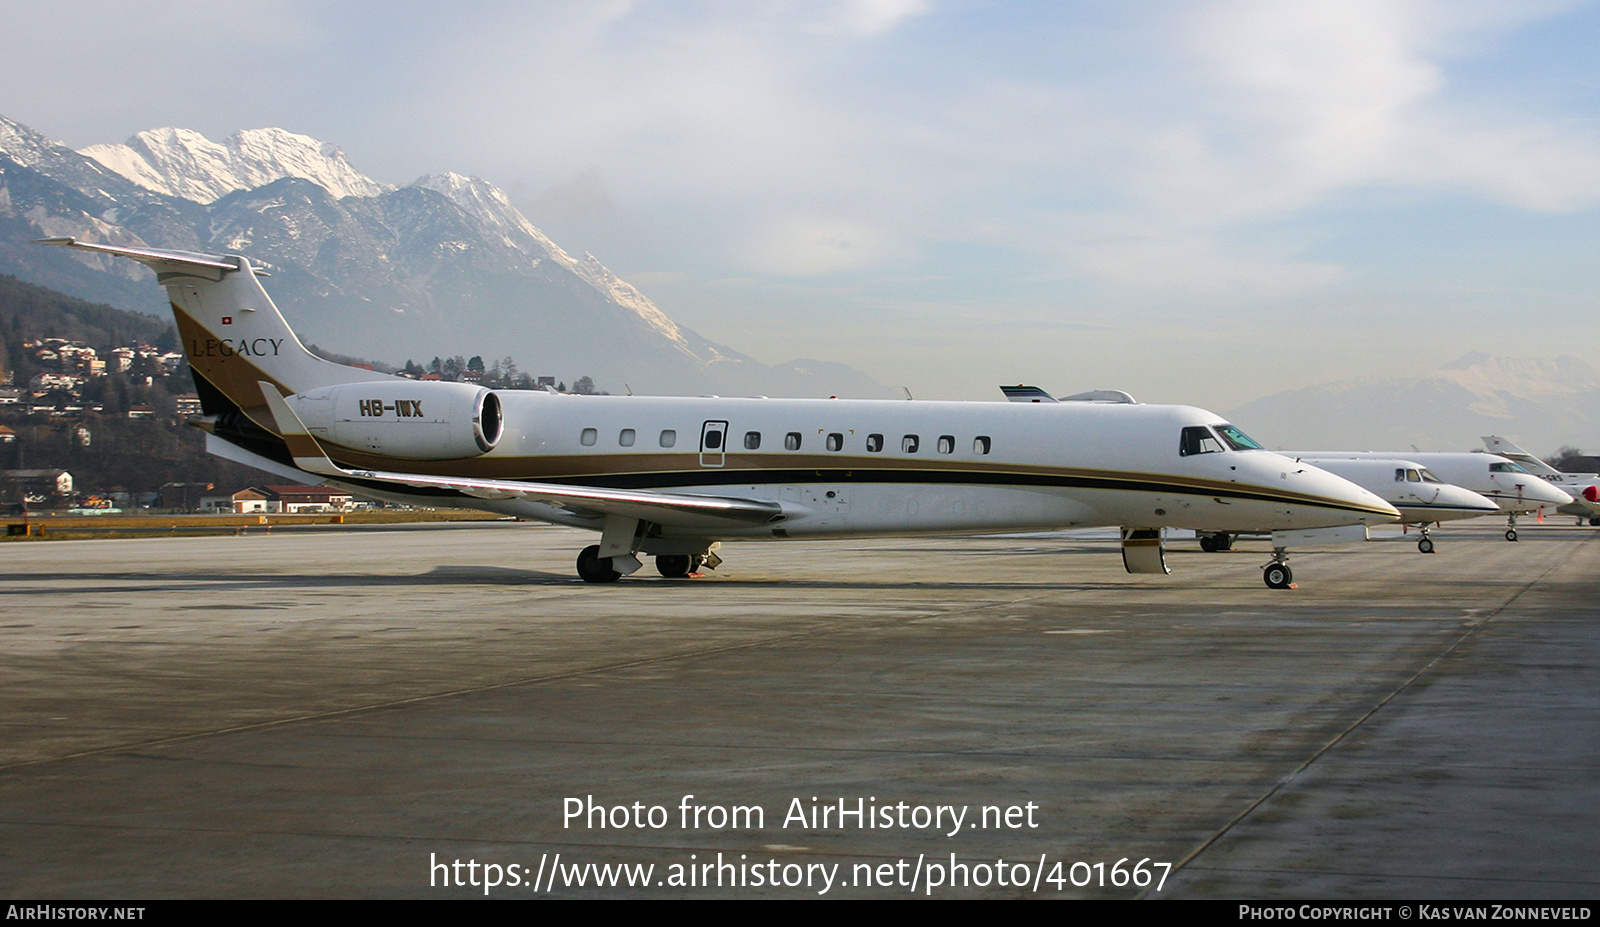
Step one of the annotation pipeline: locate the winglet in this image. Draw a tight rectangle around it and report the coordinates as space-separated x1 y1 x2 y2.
257 382 354 478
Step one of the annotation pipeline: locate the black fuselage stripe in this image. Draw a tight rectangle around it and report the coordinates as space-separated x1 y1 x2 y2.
522 467 1383 515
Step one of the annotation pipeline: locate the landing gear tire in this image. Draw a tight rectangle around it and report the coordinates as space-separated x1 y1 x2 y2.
1263 563 1293 590
1590 517 1599 527
1505 528 1518 542
656 554 692 578
576 545 621 583
1199 535 1218 553
1216 533 1234 551
1417 537 1435 554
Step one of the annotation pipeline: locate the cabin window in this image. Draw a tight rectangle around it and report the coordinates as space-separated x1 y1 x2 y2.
619 428 636 447
1179 426 1224 456
974 436 991 455
866 434 883 453
659 429 676 448
826 433 844 452
902 435 919 454
580 428 597 447
785 432 802 451
704 430 723 450
744 431 761 450
937 435 955 454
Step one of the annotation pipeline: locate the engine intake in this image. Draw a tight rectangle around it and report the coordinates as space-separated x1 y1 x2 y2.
285 380 503 459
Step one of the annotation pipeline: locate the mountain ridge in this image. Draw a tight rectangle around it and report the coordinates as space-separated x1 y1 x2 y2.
0 113 891 398
1225 352 1599 456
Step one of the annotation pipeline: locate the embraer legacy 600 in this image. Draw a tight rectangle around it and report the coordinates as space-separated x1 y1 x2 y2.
41 238 1397 587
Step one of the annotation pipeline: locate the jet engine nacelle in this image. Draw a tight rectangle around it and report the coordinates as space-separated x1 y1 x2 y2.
285 380 504 459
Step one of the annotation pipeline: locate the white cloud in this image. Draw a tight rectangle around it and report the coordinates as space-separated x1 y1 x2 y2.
7 0 1600 401
742 214 912 276
1167 0 1600 219
822 0 932 36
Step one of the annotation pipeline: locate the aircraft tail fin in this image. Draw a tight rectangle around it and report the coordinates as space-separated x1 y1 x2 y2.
37 238 385 426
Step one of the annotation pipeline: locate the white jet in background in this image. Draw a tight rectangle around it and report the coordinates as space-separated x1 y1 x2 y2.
1289 450 1572 542
1289 458 1500 553
1482 436 1600 526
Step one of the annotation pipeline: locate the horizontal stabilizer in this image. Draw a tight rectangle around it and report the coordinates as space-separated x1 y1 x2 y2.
999 385 1058 403
36 237 249 279
1059 389 1137 404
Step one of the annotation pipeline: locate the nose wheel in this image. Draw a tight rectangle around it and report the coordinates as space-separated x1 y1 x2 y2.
1262 548 1295 589
1416 524 1435 554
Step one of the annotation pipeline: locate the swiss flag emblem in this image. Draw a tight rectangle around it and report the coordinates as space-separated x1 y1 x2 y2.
221 316 233 325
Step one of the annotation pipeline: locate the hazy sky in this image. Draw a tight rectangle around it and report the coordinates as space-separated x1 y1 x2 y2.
5 0 1599 409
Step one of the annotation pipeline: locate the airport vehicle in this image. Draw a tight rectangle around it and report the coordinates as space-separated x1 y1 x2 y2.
1290 449 1571 541
1482 436 1600 525
40 237 1398 587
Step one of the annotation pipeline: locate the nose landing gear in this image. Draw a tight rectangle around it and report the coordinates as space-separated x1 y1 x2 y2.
1262 548 1295 589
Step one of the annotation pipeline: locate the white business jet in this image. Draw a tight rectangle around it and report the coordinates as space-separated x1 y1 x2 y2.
1289 458 1499 553
1482 436 1600 525
40 238 1397 588
1290 449 1571 541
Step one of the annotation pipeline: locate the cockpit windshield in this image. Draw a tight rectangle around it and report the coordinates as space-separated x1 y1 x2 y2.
1214 423 1263 451
1489 461 1533 474
1180 423 1267 456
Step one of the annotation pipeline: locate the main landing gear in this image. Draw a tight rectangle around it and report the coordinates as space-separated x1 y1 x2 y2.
655 553 713 578
577 545 721 583
1262 547 1294 590
1198 532 1234 552
576 545 621 583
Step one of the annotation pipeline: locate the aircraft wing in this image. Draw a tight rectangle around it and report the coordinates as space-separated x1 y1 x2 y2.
258 383 786 529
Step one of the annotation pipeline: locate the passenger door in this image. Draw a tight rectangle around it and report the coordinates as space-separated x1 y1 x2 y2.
699 420 728 468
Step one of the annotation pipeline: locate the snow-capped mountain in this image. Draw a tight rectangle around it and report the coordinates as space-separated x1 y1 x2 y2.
413 172 696 354
1224 352 1600 455
81 127 392 204
0 114 888 397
